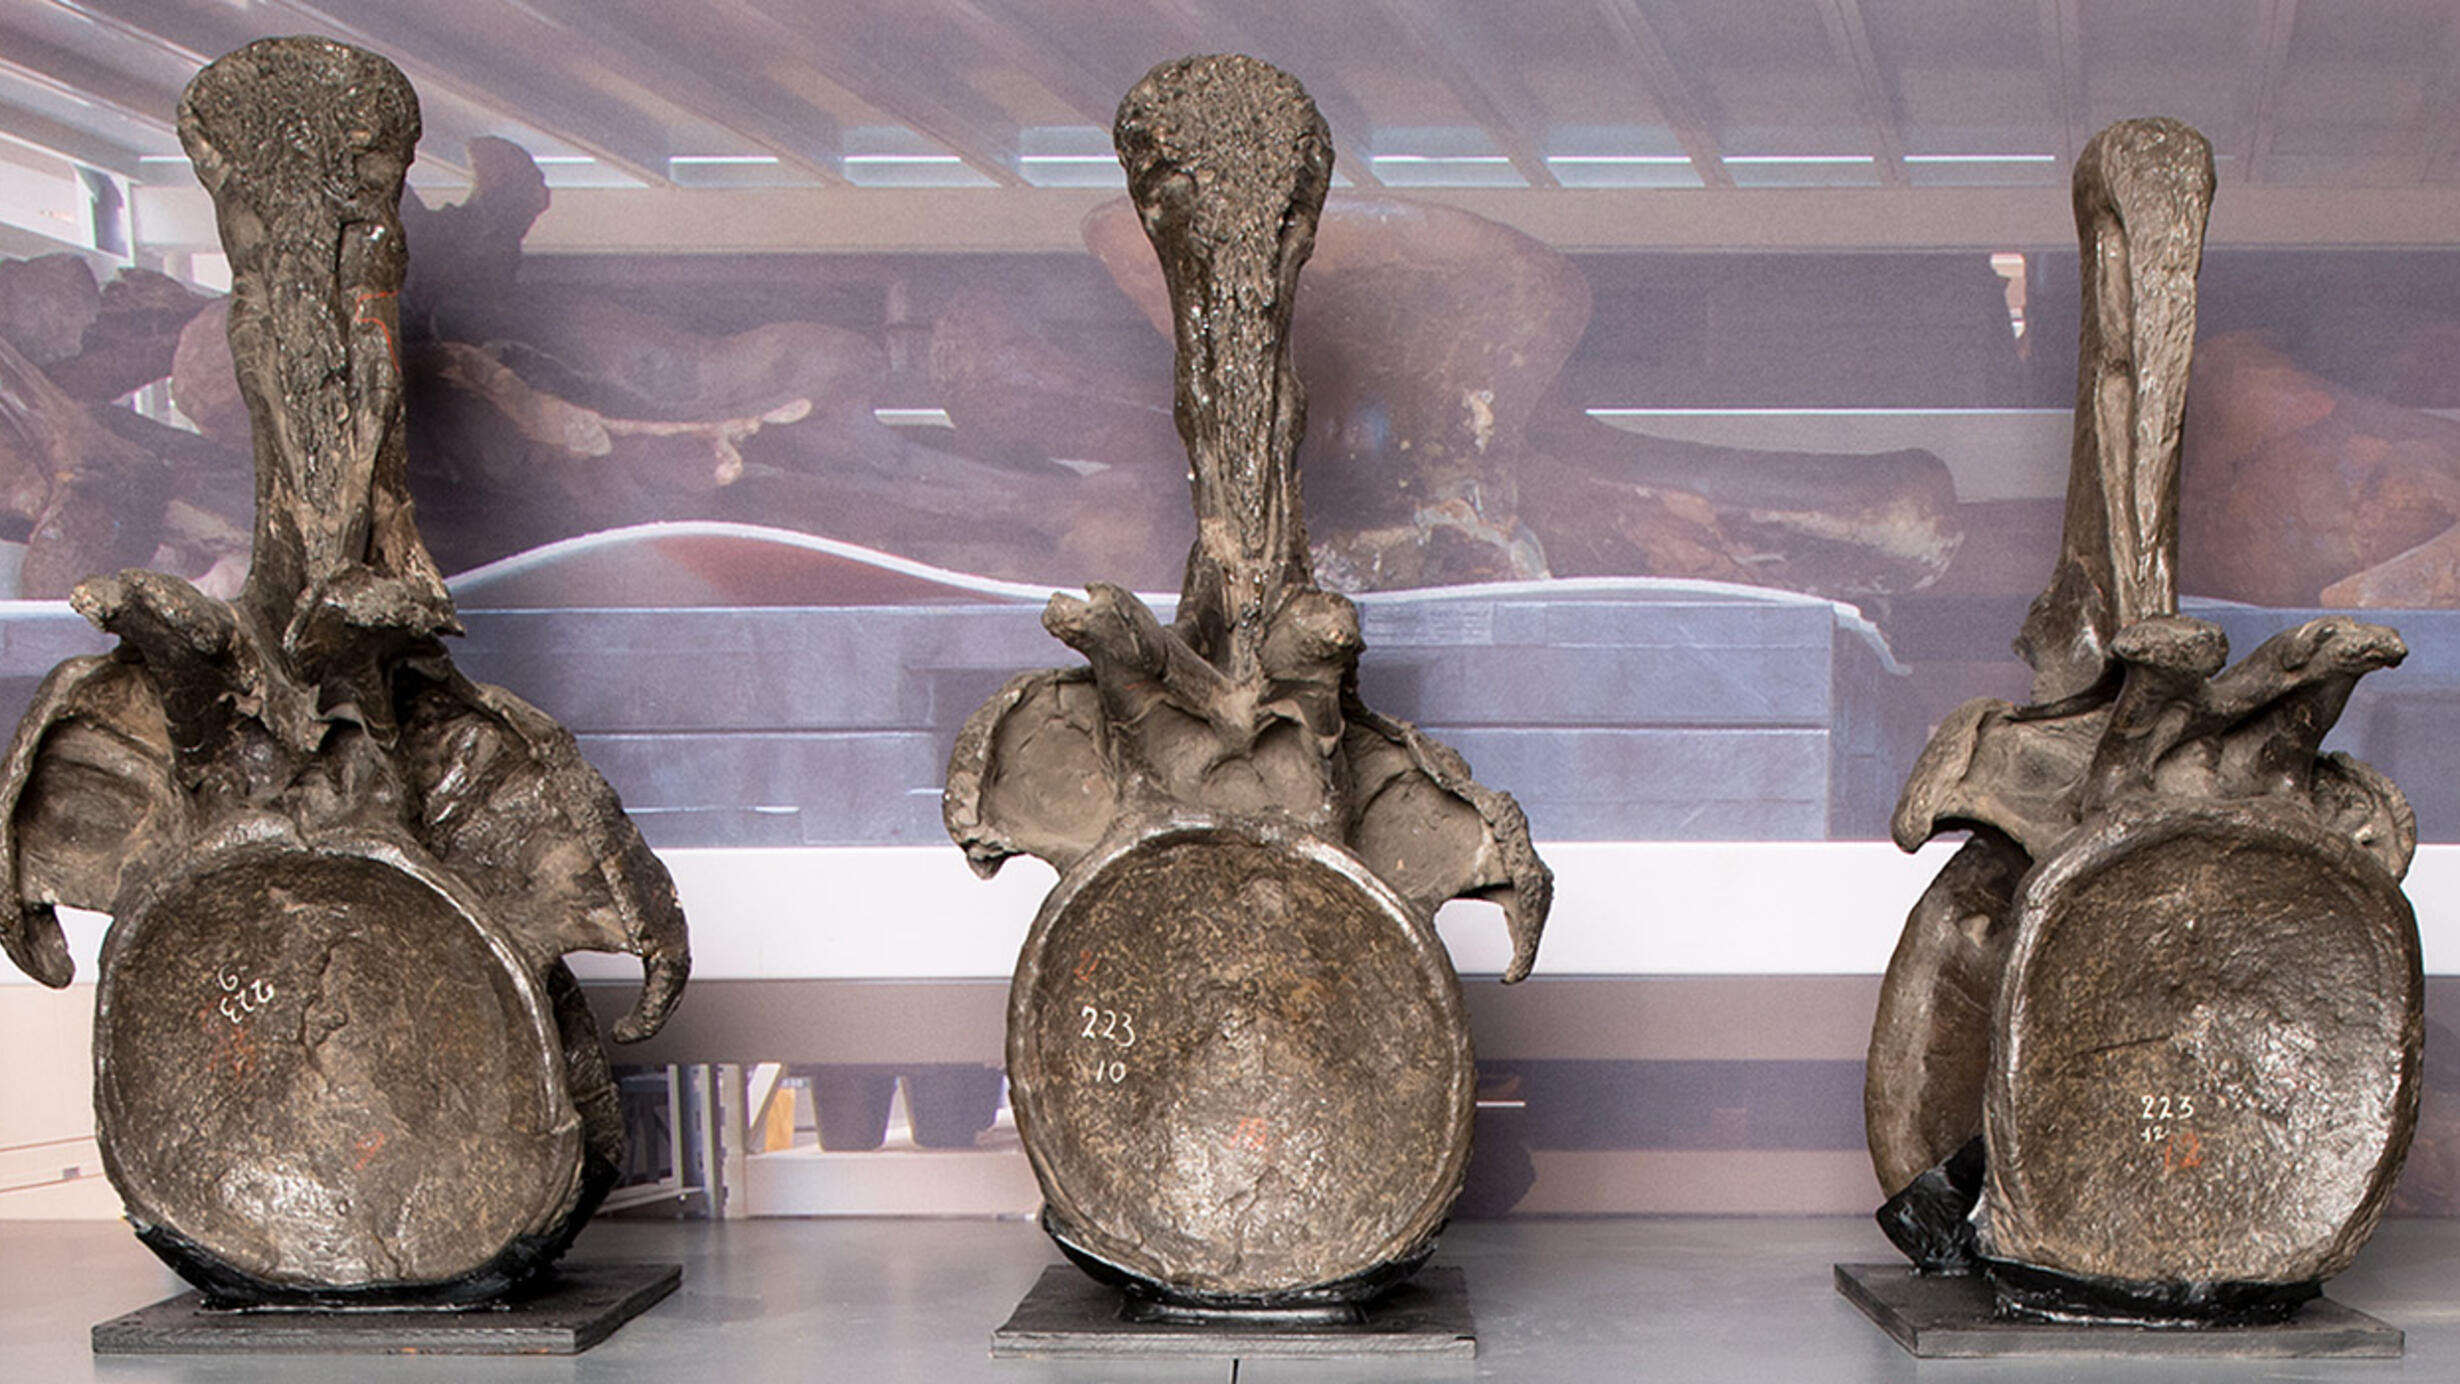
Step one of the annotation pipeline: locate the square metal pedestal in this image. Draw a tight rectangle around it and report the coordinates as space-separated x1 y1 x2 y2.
993 1264 1476 1359
92 1261 682 1356
1835 1262 2401 1359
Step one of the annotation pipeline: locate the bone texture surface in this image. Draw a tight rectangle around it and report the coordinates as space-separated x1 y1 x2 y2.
946 54 1548 1309
1864 117 2420 1326
0 37 687 1307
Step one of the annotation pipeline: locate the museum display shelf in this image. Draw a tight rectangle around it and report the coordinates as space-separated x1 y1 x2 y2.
5 1214 2459 1379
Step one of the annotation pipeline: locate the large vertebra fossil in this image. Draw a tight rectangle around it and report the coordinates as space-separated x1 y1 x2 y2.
945 54 1547 1311
1865 117 2419 1325
0 38 687 1306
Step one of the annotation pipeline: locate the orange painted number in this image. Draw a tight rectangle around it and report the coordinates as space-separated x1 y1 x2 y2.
2163 1129 2204 1173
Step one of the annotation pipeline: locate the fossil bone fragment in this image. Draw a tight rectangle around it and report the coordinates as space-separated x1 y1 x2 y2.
0 38 687 1307
946 54 1548 1310
1865 118 2419 1326
1080 193 1965 596
2183 329 2460 608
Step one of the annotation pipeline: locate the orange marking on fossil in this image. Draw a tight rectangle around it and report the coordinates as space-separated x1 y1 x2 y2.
208 1023 260 1080
351 288 402 377
1232 1116 1271 1153
352 1130 389 1171
1073 950 1100 983
2164 1128 2204 1173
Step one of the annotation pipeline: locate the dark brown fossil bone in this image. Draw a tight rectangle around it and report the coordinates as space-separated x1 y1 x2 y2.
0 37 687 1307
1864 118 2419 1325
2182 329 2460 608
1080 192 1965 597
945 54 1548 1310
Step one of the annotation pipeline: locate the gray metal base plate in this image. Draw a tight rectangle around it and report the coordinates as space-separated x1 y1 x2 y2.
1835 1263 2402 1358
91 1261 681 1356
992 1264 1475 1358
